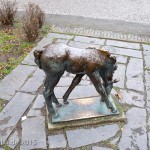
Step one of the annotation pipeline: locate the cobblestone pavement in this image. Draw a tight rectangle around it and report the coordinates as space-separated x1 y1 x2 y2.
0 32 150 150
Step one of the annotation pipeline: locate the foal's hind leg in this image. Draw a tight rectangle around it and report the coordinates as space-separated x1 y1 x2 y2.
88 71 117 113
43 74 62 117
52 93 62 107
63 74 85 104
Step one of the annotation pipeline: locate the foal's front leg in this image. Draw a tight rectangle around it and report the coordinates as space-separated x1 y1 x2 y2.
88 71 117 113
63 74 85 104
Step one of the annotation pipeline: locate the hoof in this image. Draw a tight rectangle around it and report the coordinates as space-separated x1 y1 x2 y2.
56 103 62 107
111 108 117 113
63 101 69 105
52 112 58 118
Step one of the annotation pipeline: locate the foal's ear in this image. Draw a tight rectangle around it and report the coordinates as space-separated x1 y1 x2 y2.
110 56 116 63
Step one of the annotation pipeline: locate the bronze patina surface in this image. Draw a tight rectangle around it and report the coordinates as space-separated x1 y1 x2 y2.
47 96 125 130
51 96 119 123
34 43 118 118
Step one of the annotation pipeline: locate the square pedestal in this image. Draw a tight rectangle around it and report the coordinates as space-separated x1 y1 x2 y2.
47 95 125 130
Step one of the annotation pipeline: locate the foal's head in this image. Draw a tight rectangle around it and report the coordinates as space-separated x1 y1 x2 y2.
99 51 118 95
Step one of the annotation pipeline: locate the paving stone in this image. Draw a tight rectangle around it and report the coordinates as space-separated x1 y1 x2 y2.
27 95 45 117
56 77 73 87
143 46 150 70
145 71 150 114
0 65 36 101
48 134 67 149
20 117 46 150
79 80 91 86
92 147 113 150
102 46 142 58
47 33 74 40
36 36 53 50
148 132 150 149
113 64 126 89
106 40 140 50
69 73 76 78
27 109 42 117
74 36 105 45
118 107 147 150
21 48 36 66
111 88 118 96
119 89 145 107
32 94 45 109
7 131 19 149
68 41 100 49
57 76 91 87
20 68 45 94
142 44 150 50
112 54 127 64
54 85 99 99
66 124 119 148
126 58 144 92
62 71 68 77
56 39 69 44
110 137 119 145
0 92 35 145
22 37 53 66
0 148 4 150
82 75 88 80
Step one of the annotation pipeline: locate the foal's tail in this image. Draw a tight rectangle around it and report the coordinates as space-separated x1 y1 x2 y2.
33 50 43 69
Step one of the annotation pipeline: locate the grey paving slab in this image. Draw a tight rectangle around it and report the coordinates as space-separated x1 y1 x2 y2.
102 46 142 58
56 77 73 87
112 54 127 64
27 94 45 117
66 124 119 148
0 148 4 150
110 137 119 145
0 65 36 101
56 39 69 44
143 46 150 70
20 68 45 94
74 36 105 45
68 41 100 49
93 147 112 150
142 44 150 50
27 109 42 117
0 92 35 145
119 89 145 107
7 131 19 149
79 80 91 86
145 71 150 114
126 58 144 92
54 85 99 99
57 75 90 86
20 117 46 150
48 134 67 149
113 64 126 89
47 33 74 40
118 107 147 150
69 73 76 78
22 37 53 66
32 94 45 109
21 48 36 66
106 40 141 50
36 36 53 50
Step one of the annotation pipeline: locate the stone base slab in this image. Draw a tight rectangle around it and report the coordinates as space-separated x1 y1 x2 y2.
47 95 126 130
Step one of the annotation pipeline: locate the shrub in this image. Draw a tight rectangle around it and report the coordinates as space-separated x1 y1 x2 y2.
0 0 17 25
22 3 45 42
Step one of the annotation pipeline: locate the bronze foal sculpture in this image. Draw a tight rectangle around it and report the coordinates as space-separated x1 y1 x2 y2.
34 43 118 117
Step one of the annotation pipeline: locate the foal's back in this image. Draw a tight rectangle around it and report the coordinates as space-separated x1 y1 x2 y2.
40 43 109 74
